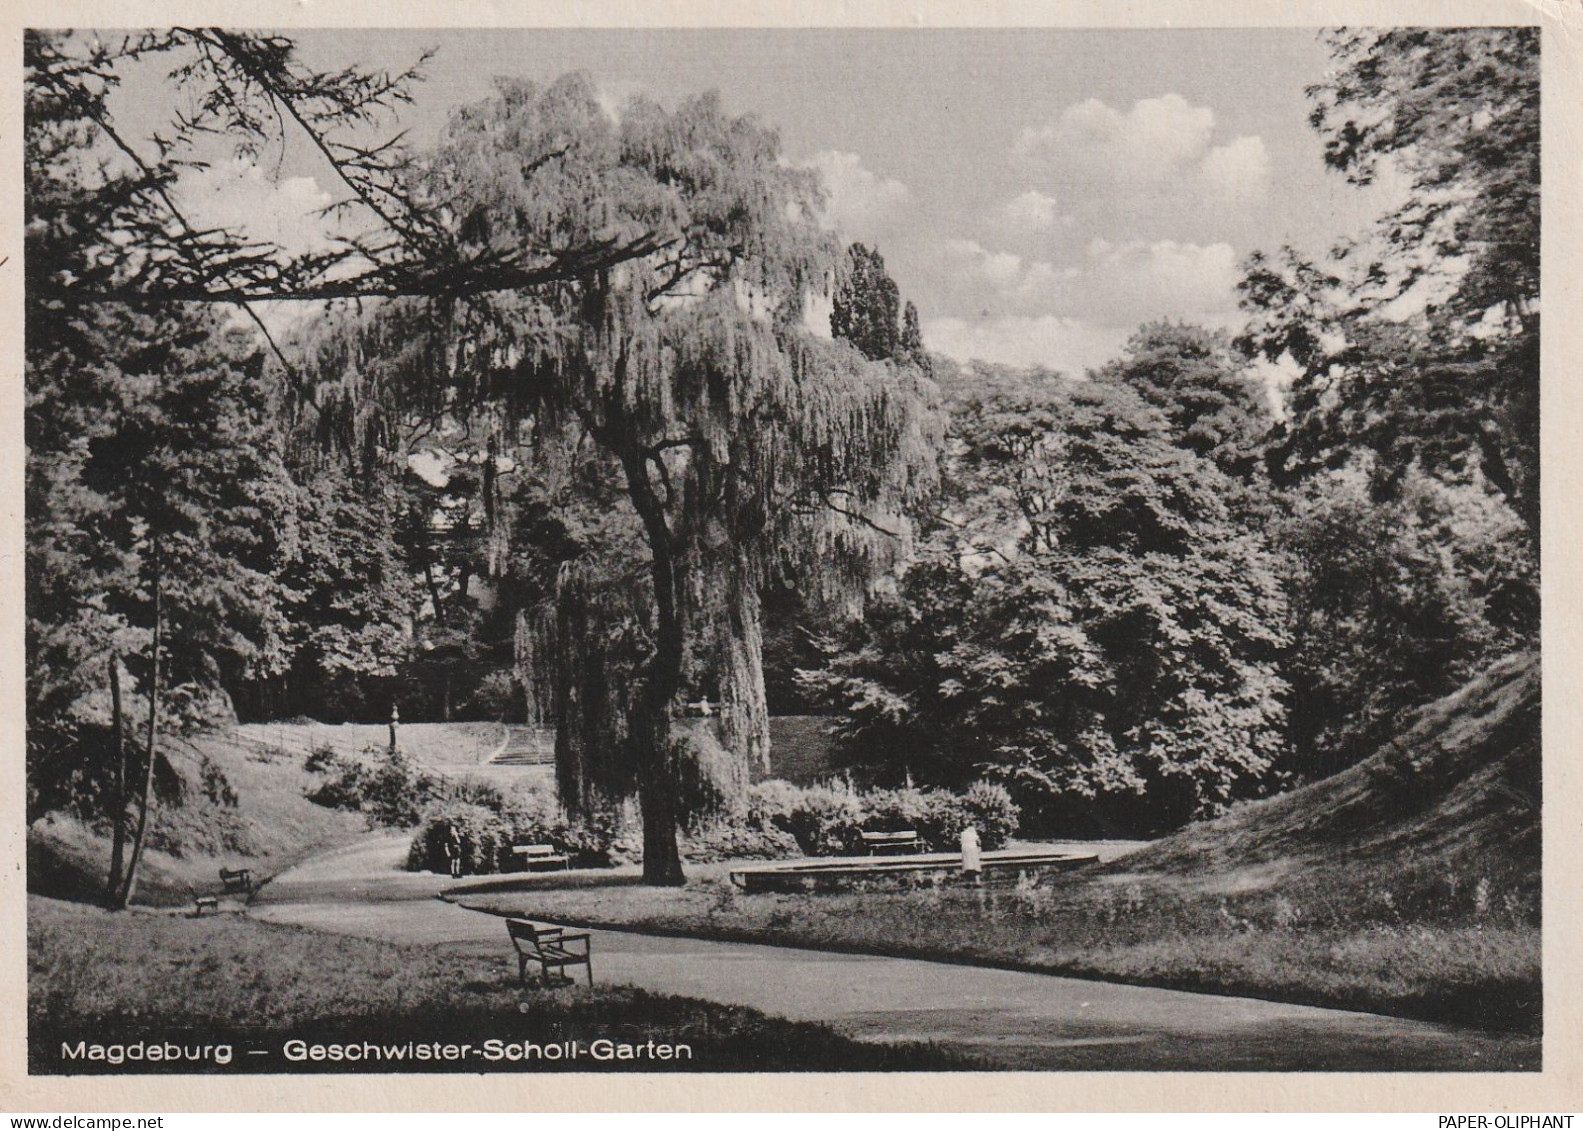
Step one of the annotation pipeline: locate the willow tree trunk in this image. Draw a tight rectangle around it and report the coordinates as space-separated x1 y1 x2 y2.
116 536 161 910
623 449 687 886
629 583 686 885
720 579 771 773
105 655 127 907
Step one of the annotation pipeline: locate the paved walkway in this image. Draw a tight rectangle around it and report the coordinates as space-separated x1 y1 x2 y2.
251 834 1541 1071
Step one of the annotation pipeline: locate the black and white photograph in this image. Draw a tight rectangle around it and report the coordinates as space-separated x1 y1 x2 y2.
9 3 1573 1106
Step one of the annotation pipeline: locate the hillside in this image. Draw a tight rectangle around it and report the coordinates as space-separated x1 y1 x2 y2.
1105 650 1541 915
27 722 507 908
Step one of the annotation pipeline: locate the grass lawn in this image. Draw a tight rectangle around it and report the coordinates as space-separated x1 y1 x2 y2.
27 895 970 1073
449 849 1540 1036
235 721 508 768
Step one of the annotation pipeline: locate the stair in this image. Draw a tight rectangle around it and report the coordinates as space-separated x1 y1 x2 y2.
490 726 556 766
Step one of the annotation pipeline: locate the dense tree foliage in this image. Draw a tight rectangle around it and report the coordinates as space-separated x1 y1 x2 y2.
754 243 939 715
1275 465 1528 779
240 460 415 722
1235 26 1539 782
801 365 1288 834
830 243 930 375
1238 27 1538 549
1093 322 1272 481
26 304 299 902
24 26 1541 889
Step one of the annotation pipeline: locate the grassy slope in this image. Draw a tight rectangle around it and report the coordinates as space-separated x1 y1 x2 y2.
453 654 1541 1033
235 721 506 767
28 722 511 908
27 896 966 1073
1110 651 1539 898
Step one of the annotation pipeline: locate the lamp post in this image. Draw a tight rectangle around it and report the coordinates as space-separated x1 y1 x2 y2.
389 702 400 756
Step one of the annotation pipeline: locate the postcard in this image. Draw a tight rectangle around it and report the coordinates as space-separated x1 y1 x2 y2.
4 0 1579 1114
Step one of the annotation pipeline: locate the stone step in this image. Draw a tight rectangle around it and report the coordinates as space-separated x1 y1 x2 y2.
490 727 556 765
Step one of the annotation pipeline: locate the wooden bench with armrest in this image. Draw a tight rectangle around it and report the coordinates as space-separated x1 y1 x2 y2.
859 830 922 855
506 918 593 987
510 844 571 872
219 867 254 896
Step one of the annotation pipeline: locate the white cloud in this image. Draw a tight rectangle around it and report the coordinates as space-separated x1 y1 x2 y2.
1014 94 1269 208
929 233 1240 327
922 314 1130 377
997 189 1066 235
802 150 911 241
1016 93 1215 186
1200 136 1272 203
941 238 1028 290
182 158 341 257
1077 238 1241 321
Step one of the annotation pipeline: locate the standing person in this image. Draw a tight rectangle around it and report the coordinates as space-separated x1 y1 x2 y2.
959 825 982 882
444 821 463 878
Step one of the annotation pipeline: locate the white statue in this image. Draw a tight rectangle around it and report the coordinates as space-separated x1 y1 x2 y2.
959 825 982 877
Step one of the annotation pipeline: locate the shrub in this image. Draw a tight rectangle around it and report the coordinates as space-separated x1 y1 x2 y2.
408 803 511 875
916 790 967 851
682 819 801 863
960 780 1020 849
559 804 640 867
744 779 803 828
860 786 934 837
745 779 1020 856
305 760 367 811
407 792 641 874
306 746 444 828
748 781 864 856
360 747 443 826
448 777 508 813
499 785 563 843
303 742 340 775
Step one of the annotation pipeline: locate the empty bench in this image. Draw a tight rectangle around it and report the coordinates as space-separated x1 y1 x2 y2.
506 919 593 987
860 830 922 855
511 844 571 872
188 888 220 917
219 867 254 896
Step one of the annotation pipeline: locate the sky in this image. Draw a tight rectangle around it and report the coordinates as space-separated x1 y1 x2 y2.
111 28 1403 377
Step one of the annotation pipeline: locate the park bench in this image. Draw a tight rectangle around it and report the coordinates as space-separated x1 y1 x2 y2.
219 867 254 896
506 918 593 987
860 830 922 855
187 887 221 917
511 844 571 872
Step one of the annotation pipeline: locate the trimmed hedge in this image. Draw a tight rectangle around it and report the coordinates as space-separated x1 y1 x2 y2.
397 774 1020 876
747 780 1020 855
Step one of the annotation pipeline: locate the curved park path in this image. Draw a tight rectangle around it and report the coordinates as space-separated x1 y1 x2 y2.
250 833 1540 1071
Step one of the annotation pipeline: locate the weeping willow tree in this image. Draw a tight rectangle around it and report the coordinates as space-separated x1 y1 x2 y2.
307 74 941 883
